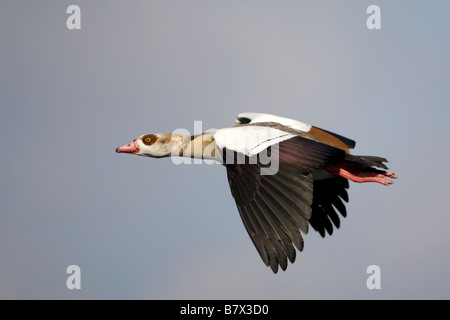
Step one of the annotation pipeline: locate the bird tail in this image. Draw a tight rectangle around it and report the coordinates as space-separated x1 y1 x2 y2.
343 154 389 170
327 154 397 185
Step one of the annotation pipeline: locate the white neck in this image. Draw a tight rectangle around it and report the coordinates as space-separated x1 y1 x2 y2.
170 132 221 161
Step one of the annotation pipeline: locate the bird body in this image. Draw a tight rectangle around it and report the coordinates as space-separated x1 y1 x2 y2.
116 112 397 273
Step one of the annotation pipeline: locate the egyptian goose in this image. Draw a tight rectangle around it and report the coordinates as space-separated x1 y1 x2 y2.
116 112 397 273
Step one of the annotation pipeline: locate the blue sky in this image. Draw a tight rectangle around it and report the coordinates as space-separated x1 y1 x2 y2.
1 0 449 299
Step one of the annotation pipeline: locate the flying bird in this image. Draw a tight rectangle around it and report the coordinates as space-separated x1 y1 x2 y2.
116 112 397 273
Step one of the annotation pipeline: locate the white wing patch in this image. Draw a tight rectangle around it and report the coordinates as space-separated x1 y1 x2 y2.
214 126 295 156
236 112 312 133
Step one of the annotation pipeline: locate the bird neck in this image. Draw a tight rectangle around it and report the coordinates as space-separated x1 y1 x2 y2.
171 132 219 161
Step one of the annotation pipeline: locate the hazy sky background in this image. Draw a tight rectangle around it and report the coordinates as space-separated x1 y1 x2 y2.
1 1 449 299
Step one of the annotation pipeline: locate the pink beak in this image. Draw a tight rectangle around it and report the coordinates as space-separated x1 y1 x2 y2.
116 140 138 154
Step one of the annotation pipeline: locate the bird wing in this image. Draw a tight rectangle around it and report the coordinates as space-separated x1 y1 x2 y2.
235 112 312 132
233 112 356 152
309 177 350 237
224 135 346 273
214 125 296 157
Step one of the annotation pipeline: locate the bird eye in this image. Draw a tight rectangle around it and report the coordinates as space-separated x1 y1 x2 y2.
142 134 156 146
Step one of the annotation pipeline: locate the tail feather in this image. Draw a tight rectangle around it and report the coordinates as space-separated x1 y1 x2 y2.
343 154 388 170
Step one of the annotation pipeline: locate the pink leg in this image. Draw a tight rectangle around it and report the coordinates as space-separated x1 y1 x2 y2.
326 165 397 185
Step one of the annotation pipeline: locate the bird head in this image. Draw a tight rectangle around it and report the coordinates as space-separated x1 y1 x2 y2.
116 133 177 158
